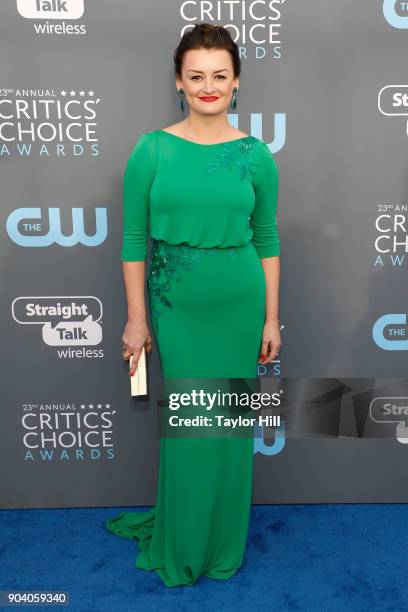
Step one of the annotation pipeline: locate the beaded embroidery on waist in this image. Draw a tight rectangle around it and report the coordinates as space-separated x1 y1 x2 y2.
146 238 246 336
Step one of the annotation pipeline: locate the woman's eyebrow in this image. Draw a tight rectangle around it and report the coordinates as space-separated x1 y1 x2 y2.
186 68 229 74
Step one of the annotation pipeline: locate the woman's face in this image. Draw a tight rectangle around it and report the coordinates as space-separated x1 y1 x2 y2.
176 47 239 116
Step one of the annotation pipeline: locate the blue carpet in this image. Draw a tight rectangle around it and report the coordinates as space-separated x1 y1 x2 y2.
0 504 406 611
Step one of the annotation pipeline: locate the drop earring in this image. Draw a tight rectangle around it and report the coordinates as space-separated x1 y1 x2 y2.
178 88 185 112
230 87 238 110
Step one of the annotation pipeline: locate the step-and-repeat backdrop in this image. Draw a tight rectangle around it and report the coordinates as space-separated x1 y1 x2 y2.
2 1 408 508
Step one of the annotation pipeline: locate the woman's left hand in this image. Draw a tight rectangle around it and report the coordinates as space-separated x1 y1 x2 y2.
258 319 281 364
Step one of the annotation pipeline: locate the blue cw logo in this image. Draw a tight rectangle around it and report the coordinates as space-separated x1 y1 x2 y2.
253 422 286 455
6 208 107 247
383 0 408 28
228 112 286 152
372 313 408 350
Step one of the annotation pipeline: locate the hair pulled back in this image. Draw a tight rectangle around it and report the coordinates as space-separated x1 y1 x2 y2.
173 23 241 79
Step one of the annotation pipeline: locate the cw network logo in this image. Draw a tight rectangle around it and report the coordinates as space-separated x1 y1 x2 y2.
372 313 408 350
17 0 84 20
6 207 107 247
228 112 286 153
383 0 408 28
254 421 285 455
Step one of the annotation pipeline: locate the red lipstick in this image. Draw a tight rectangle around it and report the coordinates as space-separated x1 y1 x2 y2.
199 96 219 102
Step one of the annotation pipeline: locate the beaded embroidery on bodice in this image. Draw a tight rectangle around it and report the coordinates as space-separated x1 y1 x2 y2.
207 136 259 181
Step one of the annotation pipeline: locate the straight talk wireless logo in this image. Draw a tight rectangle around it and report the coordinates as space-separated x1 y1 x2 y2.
16 0 87 35
11 296 104 359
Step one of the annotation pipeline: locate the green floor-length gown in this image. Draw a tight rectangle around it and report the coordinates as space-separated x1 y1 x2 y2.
105 129 280 587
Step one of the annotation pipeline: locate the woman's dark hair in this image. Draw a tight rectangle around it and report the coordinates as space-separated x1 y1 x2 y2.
173 23 241 79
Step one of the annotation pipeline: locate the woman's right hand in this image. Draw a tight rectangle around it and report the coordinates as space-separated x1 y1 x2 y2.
122 316 152 376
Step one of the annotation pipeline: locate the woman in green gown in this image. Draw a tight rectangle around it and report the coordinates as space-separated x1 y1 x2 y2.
106 23 281 587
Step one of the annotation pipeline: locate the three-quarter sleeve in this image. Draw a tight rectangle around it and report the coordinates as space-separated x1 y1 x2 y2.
120 132 157 261
249 141 281 258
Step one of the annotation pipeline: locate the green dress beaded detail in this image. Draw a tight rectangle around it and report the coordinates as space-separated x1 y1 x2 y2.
146 137 261 335
207 136 259 180
119 131 280 263
147 238 237 335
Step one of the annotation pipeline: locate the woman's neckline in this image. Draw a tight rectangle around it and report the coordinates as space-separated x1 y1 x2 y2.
157 129 253 147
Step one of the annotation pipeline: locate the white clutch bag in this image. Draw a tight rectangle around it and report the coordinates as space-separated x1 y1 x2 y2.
129 346 148 399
